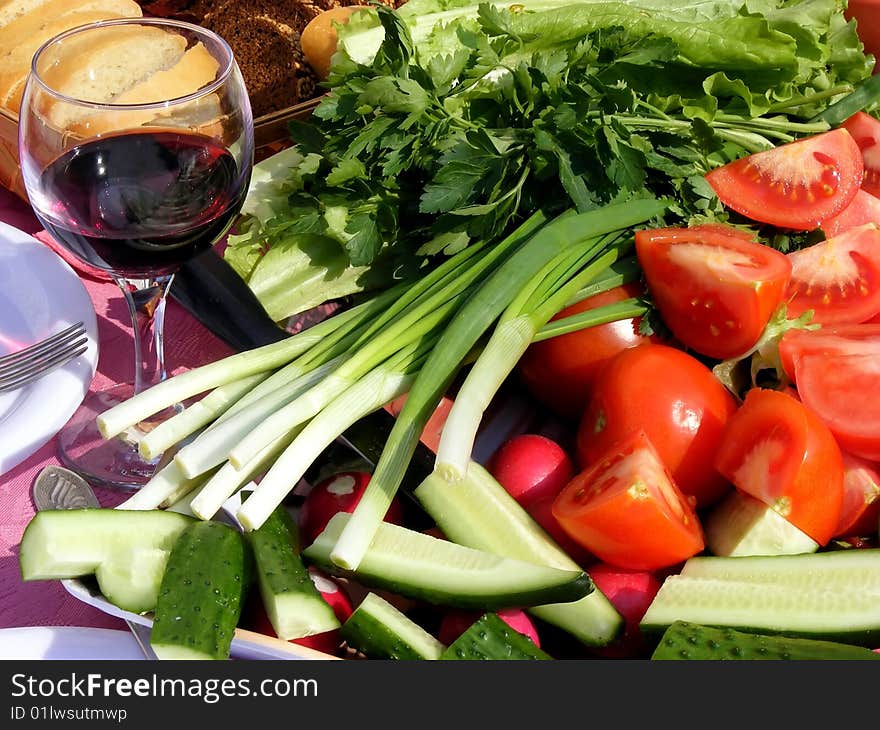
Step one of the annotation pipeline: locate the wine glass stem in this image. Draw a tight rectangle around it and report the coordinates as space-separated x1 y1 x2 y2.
113 274 175 396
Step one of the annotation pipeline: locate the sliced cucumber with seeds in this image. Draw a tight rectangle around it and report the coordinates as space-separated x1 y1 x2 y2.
19 508 193 581
640 575 880 645
246 505 340 641
95 547 169 614
341 592 446 660
414 463 623 646
303 512 593 610
679 548 880 592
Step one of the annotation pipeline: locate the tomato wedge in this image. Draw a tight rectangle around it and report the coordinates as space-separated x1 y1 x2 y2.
841 112 880 198
779 323 880 381
820 189 880 238
705 128 863 230
577 344 738 509
552 431 705 571
780 324 880 461
784 224 880 325
634 224 791 359
714 388 844 545
834 451 880 539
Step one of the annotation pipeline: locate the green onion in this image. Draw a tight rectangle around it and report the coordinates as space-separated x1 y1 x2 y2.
329 199 668 570
174 356 348 479
236 336 432 531
189 427 304 521
96 304 367 440
434 235 631 480
117 460 219 511
137 373 270 461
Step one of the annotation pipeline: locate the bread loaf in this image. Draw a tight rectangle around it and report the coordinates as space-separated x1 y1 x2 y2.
179 0 402 116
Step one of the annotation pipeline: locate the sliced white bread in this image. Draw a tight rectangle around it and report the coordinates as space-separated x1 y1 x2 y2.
0 0 143 113
0 0 54 28
35 24 190 130
0 0 140 36
69 40 221 135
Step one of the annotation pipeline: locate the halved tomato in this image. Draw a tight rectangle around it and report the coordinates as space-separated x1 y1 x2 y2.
842 111 880 198
784 224 880 325
820 189 880 237
714 388 844 546
705 128 863 230
780 325 880 461
552 431 705 571
634 224 791 359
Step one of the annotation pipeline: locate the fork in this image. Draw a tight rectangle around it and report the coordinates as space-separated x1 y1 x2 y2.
0 322 88 393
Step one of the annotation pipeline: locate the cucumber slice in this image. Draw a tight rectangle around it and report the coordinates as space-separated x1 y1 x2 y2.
640 575 880 645
341 592 446 660
679 548 880 592
150 521 252 660
303 512 593 610
652 621 880 660
440 612 552 660
19 508 193 580
95 547 169 614
247 505 340 641
703 490 820 557
414 463 623 646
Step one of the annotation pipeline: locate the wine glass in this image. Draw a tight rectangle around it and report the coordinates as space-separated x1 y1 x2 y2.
18 18 254 490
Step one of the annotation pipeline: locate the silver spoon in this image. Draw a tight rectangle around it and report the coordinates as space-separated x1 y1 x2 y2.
30 465 158 660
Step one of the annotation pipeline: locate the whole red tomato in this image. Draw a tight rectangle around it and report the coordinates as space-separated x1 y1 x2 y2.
517 282 656 421
577 344 738 508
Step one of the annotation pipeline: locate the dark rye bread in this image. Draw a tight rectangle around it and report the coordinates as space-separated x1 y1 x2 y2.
140 0 400 117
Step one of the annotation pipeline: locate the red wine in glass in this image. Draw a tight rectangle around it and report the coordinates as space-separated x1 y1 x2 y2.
34 130 247 278
19 17 255 491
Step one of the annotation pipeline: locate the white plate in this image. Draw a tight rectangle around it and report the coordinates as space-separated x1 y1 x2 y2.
62 578 340 660
0 221 99 475
0 626 144 660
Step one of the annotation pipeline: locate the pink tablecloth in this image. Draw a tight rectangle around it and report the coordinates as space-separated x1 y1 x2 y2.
0 185 235 630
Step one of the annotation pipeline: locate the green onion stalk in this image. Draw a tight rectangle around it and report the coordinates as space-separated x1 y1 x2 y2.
328 198 668 571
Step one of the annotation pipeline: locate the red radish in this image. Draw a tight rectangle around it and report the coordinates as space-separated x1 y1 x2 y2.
438 608 541 648
298 471 406 545
585 562 662 659
488 433 575 509
526 495 593 566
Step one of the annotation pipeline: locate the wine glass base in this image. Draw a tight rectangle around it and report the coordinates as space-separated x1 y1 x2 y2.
57 383 178 492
